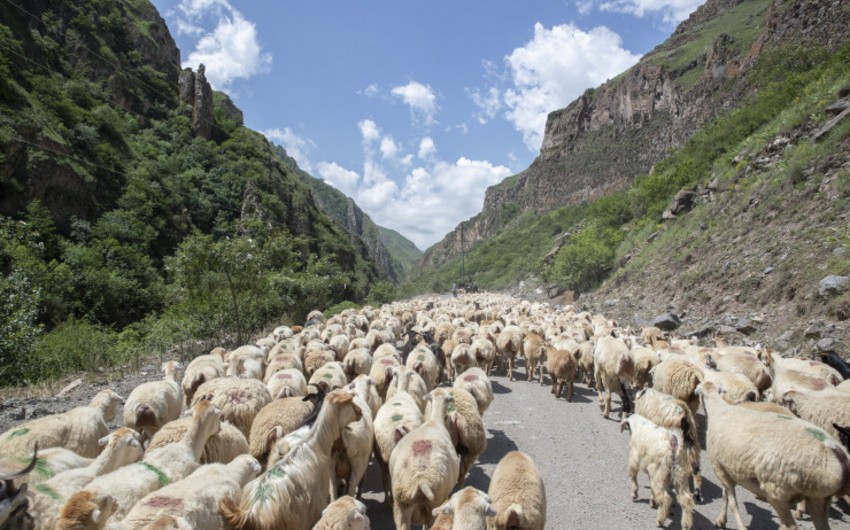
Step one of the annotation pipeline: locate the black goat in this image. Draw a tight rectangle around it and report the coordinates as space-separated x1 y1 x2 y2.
819 350 850 381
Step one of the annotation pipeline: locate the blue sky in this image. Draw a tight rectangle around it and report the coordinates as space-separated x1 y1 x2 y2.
149 0 706 249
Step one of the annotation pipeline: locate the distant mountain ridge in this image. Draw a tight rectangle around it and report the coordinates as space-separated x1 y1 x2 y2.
417 0 850 271
272 145 422 281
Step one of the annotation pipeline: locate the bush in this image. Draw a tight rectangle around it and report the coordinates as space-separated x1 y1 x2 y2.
366 281 397 307
31 317 116 382
0 269 43 381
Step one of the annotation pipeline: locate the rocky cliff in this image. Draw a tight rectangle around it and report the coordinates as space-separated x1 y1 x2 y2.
419 0 850 271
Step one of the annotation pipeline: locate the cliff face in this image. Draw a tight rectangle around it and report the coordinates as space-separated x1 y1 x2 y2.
419 0 850 272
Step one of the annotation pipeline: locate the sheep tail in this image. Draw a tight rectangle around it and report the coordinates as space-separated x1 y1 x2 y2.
220 497 270 530
419 481 435 502
135 404 157 428
830 442 850 496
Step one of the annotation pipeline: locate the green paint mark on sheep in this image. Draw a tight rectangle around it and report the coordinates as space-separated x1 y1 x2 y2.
8 428 29 439
31 458 53 478
417 354 425 361
267 465 286 478
140 462 170 487
323 374 333 380
35 483 63 501
447 402 456 412
776 415 795 420
392 402 402 406
805 427 827 442
252 483 273 504
391 414 403 422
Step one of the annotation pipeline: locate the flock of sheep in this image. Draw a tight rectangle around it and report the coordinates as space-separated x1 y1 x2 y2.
1 292 849 530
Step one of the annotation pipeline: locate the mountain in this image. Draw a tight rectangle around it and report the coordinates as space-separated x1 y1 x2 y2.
407 0 850 349
417 0 850 272
272 145 422 281
0 0 382 383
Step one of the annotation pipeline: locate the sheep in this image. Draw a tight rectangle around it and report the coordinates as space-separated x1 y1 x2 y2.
226 345 266 365
348 374 381 419
544 342 578 401
191 376 272 438
469 338 496 376
594 336 635 419
28 428 144 530
342 348 373 380
220 389 363 530
0 446 38 530
389 389 460 530
332 376 374 499
452 367 494 416
425 387 485 488
309 361 349 392
496 325 522 381
369 355 401 399
55 491 117 530
702 369 758 403
304 350 336 378
449 343 477 384
248 394 320 466
59 400 222 521
385 365 428 413
312 496 370 530
226 355 266 381
620 413 695 530
697 381 850 530
630 345 660 389
431 487 495 530
263 353 303 382
713 349 771 394
768 354 842 386
373 368 425 504
769 355 835 403
781 387 850 445
181 349 225 406
487 451 546 530
119 454 262 530
406 344 441 391
523 333 546 383
634 387 703 503
819 350 850 381
0 389 124 458
147 417 248 465
650 358 703 416
266 368 308 399
0 446 92 486
124 361 183 444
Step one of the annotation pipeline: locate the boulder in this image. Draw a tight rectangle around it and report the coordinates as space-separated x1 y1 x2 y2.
651 312 682 331
818 275 849 297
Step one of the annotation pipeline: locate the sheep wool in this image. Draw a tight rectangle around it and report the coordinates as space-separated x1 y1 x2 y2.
487 451 546 530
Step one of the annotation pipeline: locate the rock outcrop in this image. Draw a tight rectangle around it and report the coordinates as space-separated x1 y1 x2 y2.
177 64 215 139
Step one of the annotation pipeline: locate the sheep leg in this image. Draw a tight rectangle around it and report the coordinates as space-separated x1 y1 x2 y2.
794 499 805 520
566 376 574 402
526 360 534 382
378 457 392 506
691 463 703 504
392 501 407 530
628 456 640 500
714 476 746 530
765 497 798 530
674 464 695 530
805 497 830 530
507 354 515 381
650 470 672 528
348 459 368 499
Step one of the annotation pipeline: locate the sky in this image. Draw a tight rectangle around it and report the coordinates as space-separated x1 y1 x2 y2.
149 0 706 249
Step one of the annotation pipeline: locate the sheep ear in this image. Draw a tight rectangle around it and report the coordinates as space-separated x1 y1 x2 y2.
506 505 523 527
98 435 110 446
485 504 497 517
128 437 141 448
90 509 102 523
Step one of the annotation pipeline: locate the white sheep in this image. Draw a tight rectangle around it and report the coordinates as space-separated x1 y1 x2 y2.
0 389 124 458
309 361 349 391
487 451 546 530
266 368 308 399
712 349 771 395
620 413 695 529
349 374 382 418
630 345 660 389
781 387 850 445
385 365 428 413
448 343 476 384
431 487 495 530
373 368 424 504
147 417 248 465
425 387 485 488
452 367 494 416
470 338 496 376
332 376 374 499
119 454 262 529
545 342 579 402
220 390 363 530
702 368 758 403
406 344 441 391
634 387 703 503
594 336 635 419
263 352 303 382
58 400 221 522
698 381 850 530
28 427 144 529
0 446 92 486
312 496 370 530
389 390 460 530
124 361 183 443
181 349 225 406
191 376 272 438
369 355 401 399
496 325 523 381
523 333 546 383
248 395 317 466
342 348 373 380
226 355 265 381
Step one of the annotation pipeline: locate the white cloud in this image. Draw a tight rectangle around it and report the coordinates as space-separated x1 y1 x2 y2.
380 136 399 159
363 83 379 98
498 23 641 151
316 162 360 196
176 0 272 90
358 119 381 143
467 86 502 124
262 127 314 173
391 81 438 126
584 0 704 25
418 137 436 159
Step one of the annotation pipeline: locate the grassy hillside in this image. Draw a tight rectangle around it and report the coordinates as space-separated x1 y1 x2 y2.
407 41 850 353
0 0 379 384
377 226 422 276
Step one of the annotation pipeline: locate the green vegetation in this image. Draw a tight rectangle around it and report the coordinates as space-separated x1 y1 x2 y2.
0 1 380 384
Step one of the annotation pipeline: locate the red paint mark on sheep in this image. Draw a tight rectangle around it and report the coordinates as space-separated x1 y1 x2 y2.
463 374 478 382
275 373 292 380
144 496 184 509
380 358 395 365
228 390 249 404
412 440 432 457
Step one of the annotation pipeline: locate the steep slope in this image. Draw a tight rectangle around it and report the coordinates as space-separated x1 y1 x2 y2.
418 0 850 271
273 144 422 281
